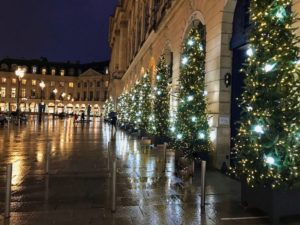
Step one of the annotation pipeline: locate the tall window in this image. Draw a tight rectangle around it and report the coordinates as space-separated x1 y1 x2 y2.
60 69 65 76
97 81 101 87
1 78 6 83
12 78 16 84
11 88 16 98
89 91 93 101
21 88 26 98
51 69 56 76
0 87 6 97
42 68 47 75
69 82 74 88
22 79 27 85
32 80 36 86
31 89 36 98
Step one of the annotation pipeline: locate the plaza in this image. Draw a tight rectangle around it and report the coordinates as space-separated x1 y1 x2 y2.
0 118 299 225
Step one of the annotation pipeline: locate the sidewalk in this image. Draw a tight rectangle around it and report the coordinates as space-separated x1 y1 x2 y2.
0 120 299 225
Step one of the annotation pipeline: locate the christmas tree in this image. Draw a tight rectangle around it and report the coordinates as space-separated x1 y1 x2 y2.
150 56 170 137
103 97 115 121
117 93 130 127
234 0 300 188
129 82 141 130
173 25 211 159
138 73 152 134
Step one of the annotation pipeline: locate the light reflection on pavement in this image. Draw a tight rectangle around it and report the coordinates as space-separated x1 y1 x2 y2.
0 116 298 225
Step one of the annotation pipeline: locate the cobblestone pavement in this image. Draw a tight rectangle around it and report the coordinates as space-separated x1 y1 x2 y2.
0 117 299 225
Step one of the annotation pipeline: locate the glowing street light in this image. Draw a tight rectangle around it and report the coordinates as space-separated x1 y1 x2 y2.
15 67 26 124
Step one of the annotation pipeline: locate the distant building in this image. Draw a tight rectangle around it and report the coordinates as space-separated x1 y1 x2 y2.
0 58 110 115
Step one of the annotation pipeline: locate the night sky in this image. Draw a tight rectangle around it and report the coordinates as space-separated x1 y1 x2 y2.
0 0 119 63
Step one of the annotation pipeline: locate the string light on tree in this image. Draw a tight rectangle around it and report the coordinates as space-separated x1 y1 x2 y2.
234 0 300 189
172 24 211 159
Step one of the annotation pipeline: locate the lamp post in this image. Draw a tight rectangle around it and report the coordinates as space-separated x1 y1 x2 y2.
53 89 57 116
61 92 66 113
39 81 46 122
15 67 26 125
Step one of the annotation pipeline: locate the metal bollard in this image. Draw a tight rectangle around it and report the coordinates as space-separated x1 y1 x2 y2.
163 142 167 172
5 164 12 218
111 159 117 212
201 160 207 209
45 142 51 174
107 141 111 171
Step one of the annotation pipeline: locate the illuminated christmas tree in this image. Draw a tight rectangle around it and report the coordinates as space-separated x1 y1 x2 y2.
117 92 130 126
103 97 115 121
129 82 141 130
173 25 211 159
234 0 300 188
138 73 152 134
150 56 170 137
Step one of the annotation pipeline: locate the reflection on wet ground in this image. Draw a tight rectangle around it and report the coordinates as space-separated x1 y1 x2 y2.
0 116 299 225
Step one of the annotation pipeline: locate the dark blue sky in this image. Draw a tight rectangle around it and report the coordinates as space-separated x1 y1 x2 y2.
0 0 119 63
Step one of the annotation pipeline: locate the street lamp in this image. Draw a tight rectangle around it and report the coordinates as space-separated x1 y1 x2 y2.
53 88 57 115
39 81 46 121
15 67 26 124
61 92 66 113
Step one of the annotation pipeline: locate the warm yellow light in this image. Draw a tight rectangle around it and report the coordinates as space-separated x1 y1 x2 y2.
39 81 46 89
15 67 26 79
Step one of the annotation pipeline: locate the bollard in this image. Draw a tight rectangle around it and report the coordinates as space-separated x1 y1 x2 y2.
201 160 207 209
45 142 51 174
163 142 167 172
5 164 12 218
111 159 117 212
107 141 111 171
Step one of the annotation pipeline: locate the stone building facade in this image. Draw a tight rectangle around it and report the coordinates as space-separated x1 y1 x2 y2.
108 0 300 169
0 58 109 115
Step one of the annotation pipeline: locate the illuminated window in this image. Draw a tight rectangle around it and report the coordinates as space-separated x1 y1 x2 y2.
32 80 36 86
22 79 27 85
11 88 16 98
105 81 109 87
32 66 37 74
1 78 6 83
21 88 26 98
51 69 56 76
0 87 6 97
60 69 65 76
42 68 47 75
59 82 64 87
50 81 55 87
69 82 74 88
12 78 16 84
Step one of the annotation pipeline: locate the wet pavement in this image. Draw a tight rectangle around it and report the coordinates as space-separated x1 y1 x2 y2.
0 116 299 225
